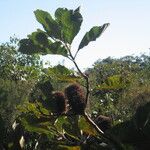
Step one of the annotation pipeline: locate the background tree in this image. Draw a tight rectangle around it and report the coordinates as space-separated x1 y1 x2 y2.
87 55 150 122
0 37 43 148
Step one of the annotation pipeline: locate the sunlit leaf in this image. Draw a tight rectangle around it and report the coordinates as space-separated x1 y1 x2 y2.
54 116 68 133
19 39 43 55
96 75 126 90
78 116 97 136
35 101 50 116
21 114 57 138
55 7 83 44
44 65 80 83
19 38 68 57
63 116 81 138
17 102 40 116
47 41 68 57
17 101 51 117
28 30 50 46
57 75 80 83
34 9 61 39
78 23 109 51
46 64 73 76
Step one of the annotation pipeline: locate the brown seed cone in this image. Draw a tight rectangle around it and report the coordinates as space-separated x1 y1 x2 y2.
65 84 86 115
52 91 67 115
94 115 112 132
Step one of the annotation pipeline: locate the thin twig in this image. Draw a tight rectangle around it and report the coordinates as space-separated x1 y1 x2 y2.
64 42 90 105
84 112 104 135
73 49 79 60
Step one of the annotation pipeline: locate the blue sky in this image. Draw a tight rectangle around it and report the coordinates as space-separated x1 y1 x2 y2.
0 0 150 70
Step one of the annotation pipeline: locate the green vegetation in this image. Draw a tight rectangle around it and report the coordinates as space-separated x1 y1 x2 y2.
0 6 150 150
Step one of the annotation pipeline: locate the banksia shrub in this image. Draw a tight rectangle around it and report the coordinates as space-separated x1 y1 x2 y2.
65 84 86 115
52 91 66 115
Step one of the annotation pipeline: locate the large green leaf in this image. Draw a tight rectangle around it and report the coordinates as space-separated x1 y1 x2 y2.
55 7 83 44
78 23 109 51
19 38 45 55
45 65 74 76
95 75 126 91
20 114 57 138
34 9 61 39
43 65 80 83
19 7 83 56
17 101 50 117
62 116 81 138
19 38 68 57
54 116 68 133
28 30 50 46
78 116 97 136
48 41 68 57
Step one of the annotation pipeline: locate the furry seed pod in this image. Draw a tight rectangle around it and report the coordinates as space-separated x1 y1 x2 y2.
94 115 112 132
52 92 66 115
65 84 86 115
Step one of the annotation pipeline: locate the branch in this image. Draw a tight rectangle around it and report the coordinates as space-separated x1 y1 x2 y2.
64 43 90 105
84 112 104 135
74 49 79 60
72 59 90 105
